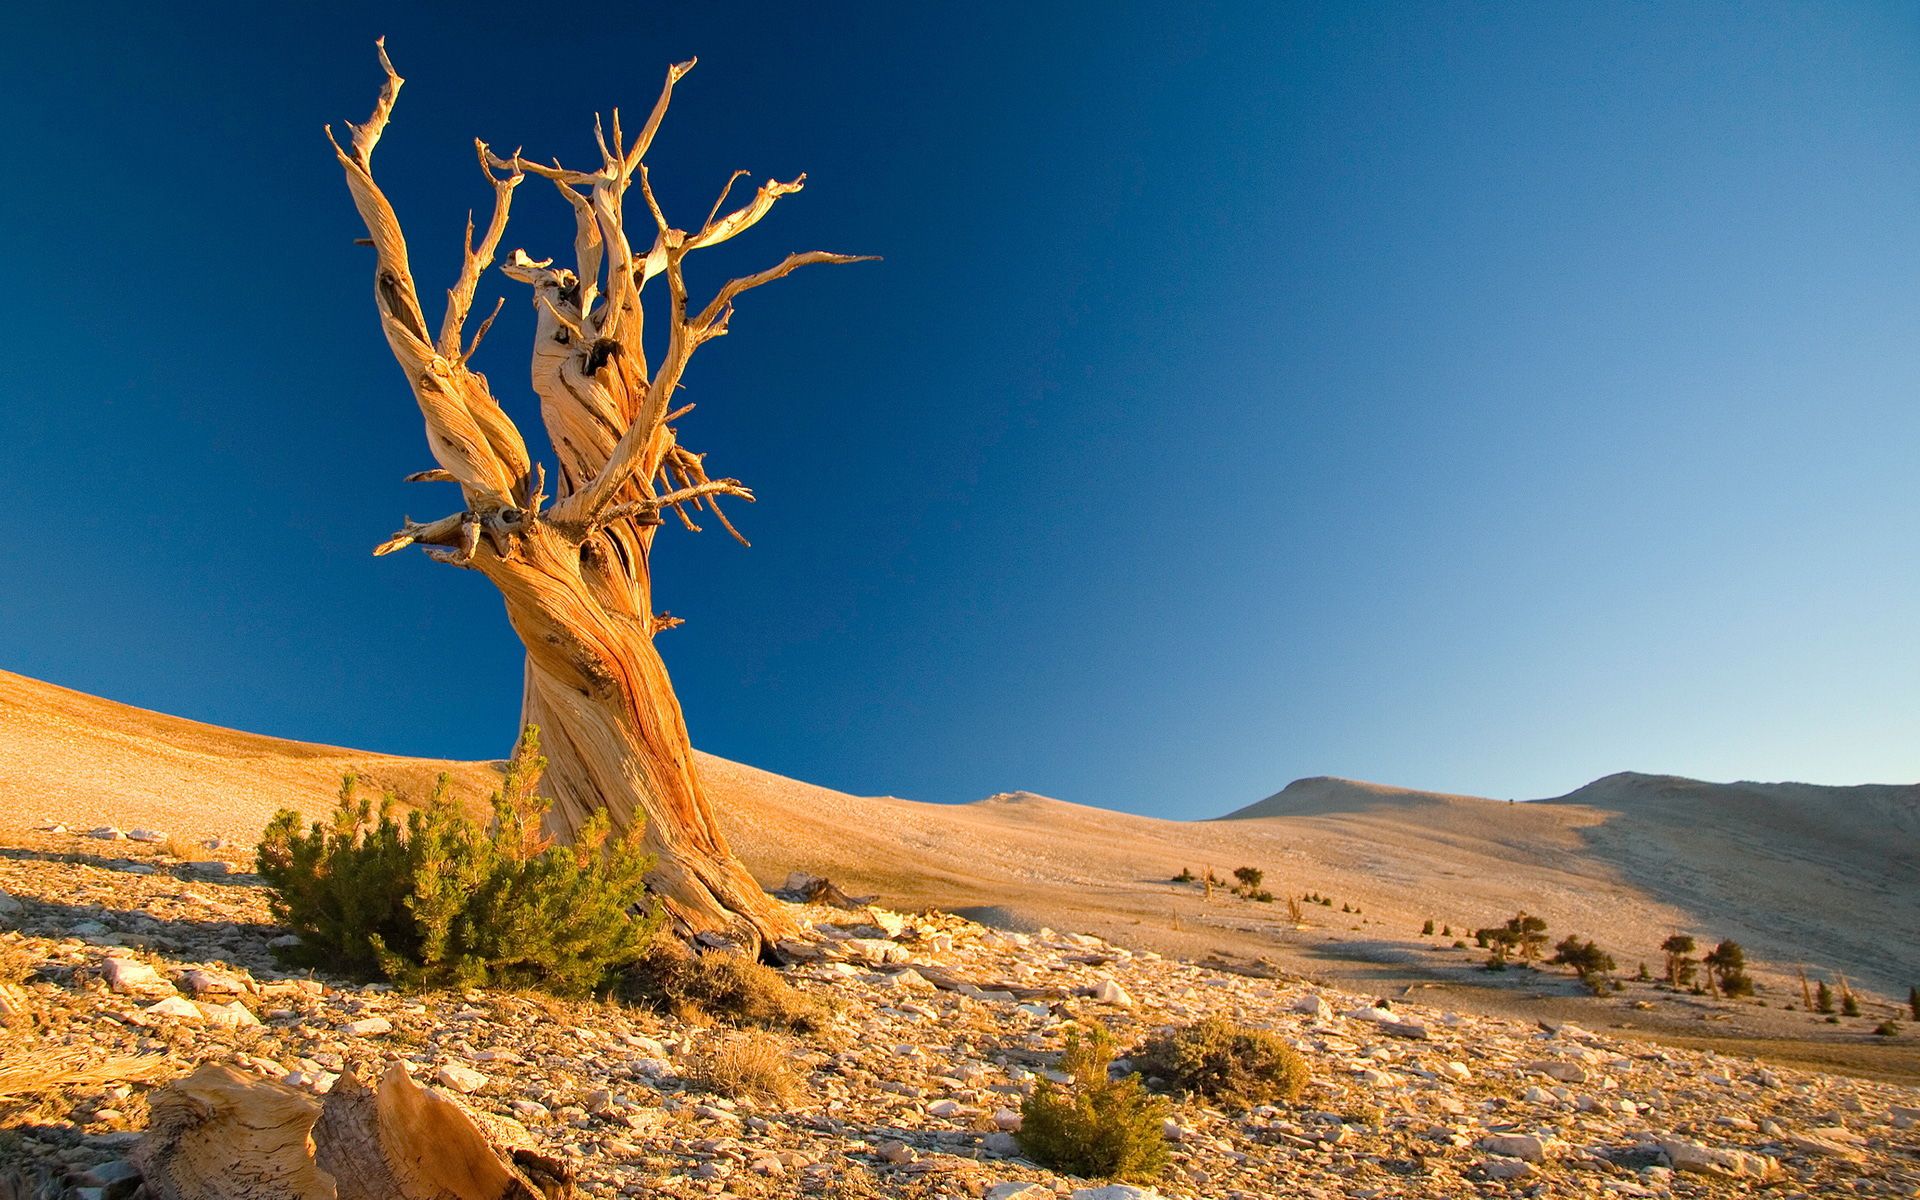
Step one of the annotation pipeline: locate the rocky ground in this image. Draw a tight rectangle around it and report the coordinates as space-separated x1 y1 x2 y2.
2 828 1918 1199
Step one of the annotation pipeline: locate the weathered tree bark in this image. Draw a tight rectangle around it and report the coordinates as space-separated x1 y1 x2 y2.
134 1062 572 1200
326 42 871 953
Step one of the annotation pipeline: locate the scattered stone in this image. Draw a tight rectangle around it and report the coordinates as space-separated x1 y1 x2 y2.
1088 977 1133 1007
1479 1134 1547 1163
1655 1136 1779 1179
434 1064 489 1094
143 996 204 1022
99 957 174 998
343 1016 393 1036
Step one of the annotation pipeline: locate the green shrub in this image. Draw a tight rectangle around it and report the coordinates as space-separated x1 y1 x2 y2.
1421 919 1435 936
1841 990 1861 1017
619 938 825 1032
1232 866 1264 892
1017 1023 1169 1182
1816 981 1834 1013
1874 1020 1900 1037
1134 1016 1309 1108
257 728 662 996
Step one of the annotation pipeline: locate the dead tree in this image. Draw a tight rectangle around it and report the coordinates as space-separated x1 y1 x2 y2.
326 42 872 953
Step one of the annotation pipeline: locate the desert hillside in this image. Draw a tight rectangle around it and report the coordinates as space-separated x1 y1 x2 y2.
3 668 1915 1013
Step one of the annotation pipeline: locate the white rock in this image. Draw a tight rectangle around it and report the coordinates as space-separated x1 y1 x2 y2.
1655 1137 1778 1179
992 1107 1023 1131
875 1139 916 1164
435 1064 489 1093
1480 1158 1534 1181
179 968 249 998
87 827 126 841
986 1186 1051 1200
1478 1134 1547 1163
1070 1187 1166 1200
1787 1126 1866 1160
343 1016 393 1036
1532 1060 1588 1083
1089 978 1133 1008
1440 1061 1472 1082
199 1000 259 1027
99 958 174 997
1345 1005 1396 1023
144 996 204 1021
185 860 232 876
926 1099 965 1118
126 829 168 843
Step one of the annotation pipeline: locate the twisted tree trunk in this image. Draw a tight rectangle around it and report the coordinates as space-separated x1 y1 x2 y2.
326 42 870 953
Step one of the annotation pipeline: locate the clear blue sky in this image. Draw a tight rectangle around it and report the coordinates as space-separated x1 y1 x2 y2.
3 3 1916 816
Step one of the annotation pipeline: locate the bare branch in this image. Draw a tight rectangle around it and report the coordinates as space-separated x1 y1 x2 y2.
623 60 698 174
701 170 751 231
694 251 879 341
373 511 465 556
438 142 523 357
328 41 530 507
403 469 457 483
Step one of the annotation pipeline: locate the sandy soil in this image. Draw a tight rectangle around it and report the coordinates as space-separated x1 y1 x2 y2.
3 666 1915 1081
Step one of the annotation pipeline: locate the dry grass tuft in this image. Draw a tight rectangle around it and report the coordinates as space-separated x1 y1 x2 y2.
684 1029 799 1104
0 1041 173 1103
621 940 826 1032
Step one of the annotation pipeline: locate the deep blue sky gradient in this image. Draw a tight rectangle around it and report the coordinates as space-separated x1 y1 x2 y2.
4 3 1917 815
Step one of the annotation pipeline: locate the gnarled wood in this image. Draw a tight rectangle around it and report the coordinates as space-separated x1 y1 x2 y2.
135 1062 571 1200
133 1066 335 1200
329 42 871 953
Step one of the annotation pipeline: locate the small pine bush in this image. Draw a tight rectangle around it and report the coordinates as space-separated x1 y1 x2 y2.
1134 1016 1309 1108
1909 985 1919 1021
1421 919 1435 936
1816 981 1834 1013
1017 1023 1170 1183
257 728 662 997
1841 991 1861 1017
1874 1020 1901 1038
1172 867 1196 883
1232 866 1264 892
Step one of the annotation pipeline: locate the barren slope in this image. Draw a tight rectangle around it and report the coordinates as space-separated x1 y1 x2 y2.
3 668 1915 1012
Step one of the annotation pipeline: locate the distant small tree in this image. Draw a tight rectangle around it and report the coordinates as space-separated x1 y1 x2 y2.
1659 934 1697 989
1421 919 1435 936
1172 867 1196 883
1550 936 1616 994
1908 985 1919 1020
1477 913 1548 968
1703 941 1750 998
1440 924 1451 937
1841 991 1861 1018
1815 981 1834 1013
1232 866 1264 893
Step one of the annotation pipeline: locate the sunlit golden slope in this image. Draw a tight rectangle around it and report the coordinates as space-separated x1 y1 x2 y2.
3 668 1914 997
